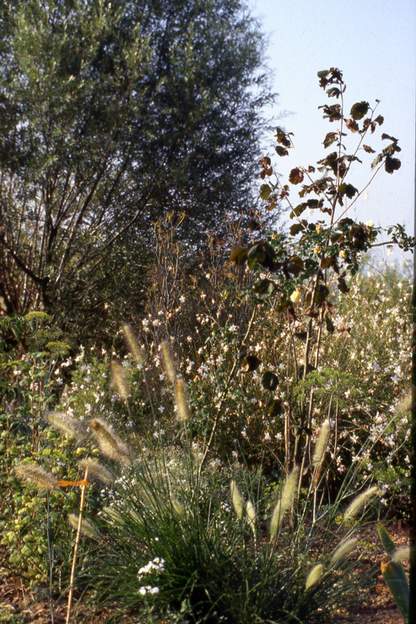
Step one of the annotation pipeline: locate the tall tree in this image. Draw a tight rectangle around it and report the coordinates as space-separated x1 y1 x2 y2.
0 0 272 328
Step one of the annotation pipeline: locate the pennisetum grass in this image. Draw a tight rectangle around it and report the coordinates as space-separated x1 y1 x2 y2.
15 463 58 489
230 480 245 520
111 360 130 402
305 563 324 590
174 377 191 423
122 324 144 366
161 340 177 385
68 513 99 540
330 537 358 566
47 411 87 441
78 458 114 484
89 418 131 466
311 419 331 523
269 466 299 541
343 485 380 524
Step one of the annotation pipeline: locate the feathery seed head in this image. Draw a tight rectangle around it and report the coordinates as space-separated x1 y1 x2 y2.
47 411 87 441
305 563 324 590
68 513 99 540
330 537 358 565
230 480 245 520
312 419 330 467
161 341 176 384
89 418 131 465
343 486 379 523
171 497 185 517
78 458 114 484
270 466 299 539
15 463 58 490
122 324 144 366
246 499 256 534
175 377 191 422
111 360 130 401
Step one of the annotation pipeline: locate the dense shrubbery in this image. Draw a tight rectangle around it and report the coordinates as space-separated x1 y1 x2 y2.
1 67 412 622
0 259 411 618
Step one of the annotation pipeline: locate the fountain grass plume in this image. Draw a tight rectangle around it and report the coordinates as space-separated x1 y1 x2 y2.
312 419 330 467
161 340 176 384
230 480 244 520
111 360 130 401
270 466 299 540
89 418 131 465
47 411 87 441
15 463 58 489
246 500 256 534
171 497 185 517
305 563 324 590
68 513 99 540
343 485 379 523
175 377 191 422
312 419 331 488
78 458 114 484
330 537 358 565
122 324 144 366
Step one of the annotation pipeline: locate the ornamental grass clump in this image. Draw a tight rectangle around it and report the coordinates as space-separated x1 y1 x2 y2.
91 441 376 623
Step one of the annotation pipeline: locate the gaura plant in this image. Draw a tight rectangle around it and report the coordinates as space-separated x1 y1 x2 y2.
231 67 414 477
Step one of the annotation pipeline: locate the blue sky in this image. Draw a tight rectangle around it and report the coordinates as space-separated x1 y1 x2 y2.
249 0 415 261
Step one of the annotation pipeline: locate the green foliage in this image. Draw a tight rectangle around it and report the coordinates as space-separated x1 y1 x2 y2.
91 447 370 623
0 65 413 622
0 430 81 585
377 523 409 621
0 315 94 584
0 0 273 336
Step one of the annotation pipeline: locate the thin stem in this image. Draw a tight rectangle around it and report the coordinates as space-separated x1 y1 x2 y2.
333 161 384 225
198 307 257 475
66 467 89 624
46 494 55 624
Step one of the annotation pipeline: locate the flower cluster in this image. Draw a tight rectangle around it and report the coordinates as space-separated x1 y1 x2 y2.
137 557 165 579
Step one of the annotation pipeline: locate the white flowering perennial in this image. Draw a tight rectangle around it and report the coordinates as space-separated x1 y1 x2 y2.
137 557 165 579
138 585 160 596
137 557 165 597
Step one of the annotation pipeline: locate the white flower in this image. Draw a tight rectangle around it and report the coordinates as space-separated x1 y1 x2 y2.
139 585 159 596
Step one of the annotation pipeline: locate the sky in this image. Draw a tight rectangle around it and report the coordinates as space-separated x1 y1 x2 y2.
248 0 415 263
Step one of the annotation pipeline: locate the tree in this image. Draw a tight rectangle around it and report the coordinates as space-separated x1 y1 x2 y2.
0 0 272 327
